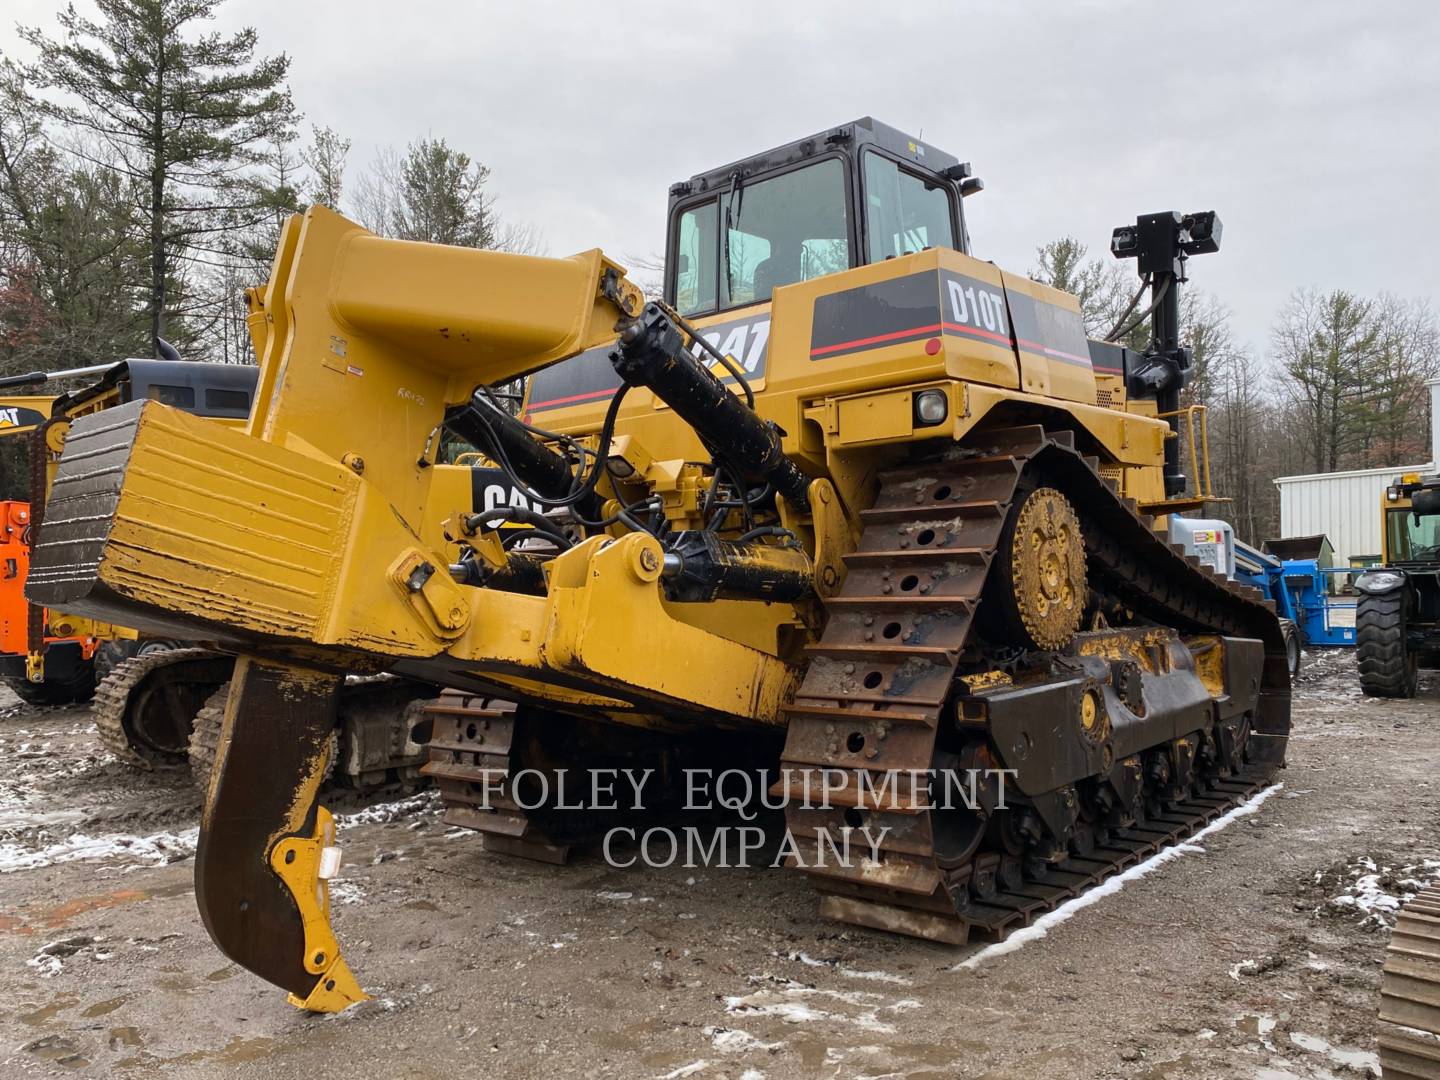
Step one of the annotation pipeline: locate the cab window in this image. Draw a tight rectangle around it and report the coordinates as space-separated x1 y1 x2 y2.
862 151 956 262
724 159 849 307
1387 508 1440 562
204 387 251 416
674 201 718 316
147 384 195 408
671 158 851 315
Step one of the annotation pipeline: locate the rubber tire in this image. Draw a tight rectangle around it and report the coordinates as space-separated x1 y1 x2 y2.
4 659 97 707
1357 589 1418 698
1279 619 1302 679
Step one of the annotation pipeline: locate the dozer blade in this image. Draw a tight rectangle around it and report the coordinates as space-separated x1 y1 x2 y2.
195 656 367 1013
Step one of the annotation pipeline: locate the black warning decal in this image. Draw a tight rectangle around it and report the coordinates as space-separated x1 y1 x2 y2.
810 268 1092 370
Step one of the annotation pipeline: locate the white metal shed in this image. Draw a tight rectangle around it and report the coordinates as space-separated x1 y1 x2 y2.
1275 463 1426 565
1273 378 1440 566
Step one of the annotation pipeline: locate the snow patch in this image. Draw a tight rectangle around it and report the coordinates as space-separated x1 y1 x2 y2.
956 783 1283 969
0 826 198 873
335 791 439 828
725 976 918 1035
329 880 367 906
779 950 913 986
703 1026 784 1053
26 936 99 978
27 950 63 978
837 967 912 986
1290 1031 1380 1075
1326 856 1440 928
657 1062 710 1079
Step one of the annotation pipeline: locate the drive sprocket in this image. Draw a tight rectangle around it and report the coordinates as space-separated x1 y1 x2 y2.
997 485 1087 650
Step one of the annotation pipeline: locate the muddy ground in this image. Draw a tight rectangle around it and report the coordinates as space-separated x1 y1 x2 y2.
1 649 1436 1079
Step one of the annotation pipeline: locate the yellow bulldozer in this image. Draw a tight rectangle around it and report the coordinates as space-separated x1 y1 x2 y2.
27 117 1290 1012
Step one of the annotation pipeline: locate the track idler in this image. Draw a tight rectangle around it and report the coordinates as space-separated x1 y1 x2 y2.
194 656 367 1012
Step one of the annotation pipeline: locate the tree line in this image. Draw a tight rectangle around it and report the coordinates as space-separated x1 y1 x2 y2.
3 2 1431 546
0 0 532 377
1032 238 1440 546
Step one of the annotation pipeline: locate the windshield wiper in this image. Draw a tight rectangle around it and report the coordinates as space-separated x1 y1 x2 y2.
723 169 744 297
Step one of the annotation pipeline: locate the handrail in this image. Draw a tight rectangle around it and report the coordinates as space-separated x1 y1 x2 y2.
1156 404 1215 501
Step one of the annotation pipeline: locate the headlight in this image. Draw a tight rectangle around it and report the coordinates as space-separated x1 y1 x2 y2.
1356 571 1404 594
913 389 948 426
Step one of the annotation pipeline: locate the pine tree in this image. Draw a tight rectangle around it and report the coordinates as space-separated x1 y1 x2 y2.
1274 289 1378 473
0 63 148 371
20 0 297 353
392 138 494 248
302 125 349 211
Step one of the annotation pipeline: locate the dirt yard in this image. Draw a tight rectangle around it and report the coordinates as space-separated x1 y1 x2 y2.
1 649 1436 1079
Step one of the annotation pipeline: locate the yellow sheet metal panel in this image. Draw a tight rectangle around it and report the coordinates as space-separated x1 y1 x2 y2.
334 234 631 381
999 271 1098 405
246 207 641 542
96 402 455 658
835 386 920 445
106 404 350 640
766 248 1017 405
538 535 799 725
0 396 55 435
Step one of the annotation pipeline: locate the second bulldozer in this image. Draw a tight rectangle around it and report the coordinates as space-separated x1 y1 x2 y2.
29 118 1290 1012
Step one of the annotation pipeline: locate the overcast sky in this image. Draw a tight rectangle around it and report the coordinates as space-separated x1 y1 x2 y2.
4 0 1437 354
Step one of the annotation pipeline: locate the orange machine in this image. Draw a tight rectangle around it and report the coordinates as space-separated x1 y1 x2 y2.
0 500 98 704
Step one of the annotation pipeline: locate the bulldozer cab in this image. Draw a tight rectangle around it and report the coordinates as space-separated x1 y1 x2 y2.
523 118 984 432
51 359 257 424
664 117 977 316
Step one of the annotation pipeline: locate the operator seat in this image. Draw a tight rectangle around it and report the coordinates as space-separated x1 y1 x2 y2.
751 247 801 302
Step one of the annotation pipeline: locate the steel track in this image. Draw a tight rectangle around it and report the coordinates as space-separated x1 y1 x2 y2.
421 692 573 863
778 423 1290 945
92 648 232 768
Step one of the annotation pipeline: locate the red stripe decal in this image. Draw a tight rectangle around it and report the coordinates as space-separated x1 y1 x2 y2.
809 322 1098 370
1015 337 1094 369
810 323 943 357
527 386 617 411
942 322 1013 345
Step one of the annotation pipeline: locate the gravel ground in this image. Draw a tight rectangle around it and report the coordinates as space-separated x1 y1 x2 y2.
1 649 1437 1079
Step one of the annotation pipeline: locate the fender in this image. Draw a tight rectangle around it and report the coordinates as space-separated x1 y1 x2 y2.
1355 568 1409 597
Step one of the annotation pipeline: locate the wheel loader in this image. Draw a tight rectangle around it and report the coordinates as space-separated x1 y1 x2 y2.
27 117 1290 1012
1356 471 1440 697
